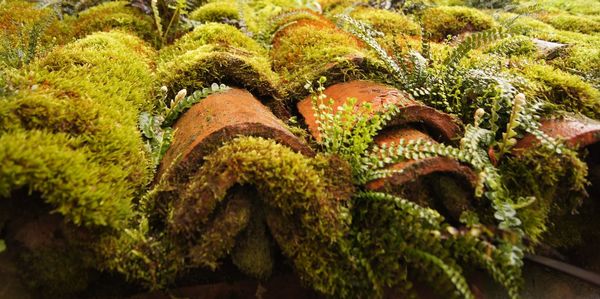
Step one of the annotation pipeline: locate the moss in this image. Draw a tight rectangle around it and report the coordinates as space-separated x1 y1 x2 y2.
501 146 588 246
160 22 266 60
537 13 600 35
69 1 158 46
189 1 240 24
484 35 538 57
163 137 356 292
351 7 421 37
520 63 600 119
158 23 279 98
231 199 273 280
271 20 379 99
0 31 156 229
421 6 495 41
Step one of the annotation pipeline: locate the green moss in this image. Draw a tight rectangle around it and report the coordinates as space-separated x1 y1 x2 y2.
271 20 377 99
160 22 266 60
0 31 156 229
69 1 158 46
501 146 588 246
538 13 600 35
520 63 600 119
0 1 71 67
351 8 421 37
158 23 279 98
189 1 240 23
484 35 538 57
231 209 274 280
421 6 495 41
166 137 355 291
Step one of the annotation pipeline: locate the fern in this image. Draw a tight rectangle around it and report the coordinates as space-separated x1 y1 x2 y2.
406 248 474 299
444 28 509 68
163 83 230 126
139 83 230 168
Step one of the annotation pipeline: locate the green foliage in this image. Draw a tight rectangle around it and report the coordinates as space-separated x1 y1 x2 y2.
444 28 509 68
307 78 524 298
139 83 231 167
0 239 5 253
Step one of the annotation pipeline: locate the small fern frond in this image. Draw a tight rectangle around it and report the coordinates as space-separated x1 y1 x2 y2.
354 191 444 227
444 28 509 68
163 83 230 126
405 248 474 299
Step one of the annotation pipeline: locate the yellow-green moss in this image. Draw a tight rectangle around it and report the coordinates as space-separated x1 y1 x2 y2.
520 63 600 119
0 31 156 228
189 1 240 23
538 13 600 35
160 22 266 60
501 146 588 246
421 6 495 41
69 1 158 46
158 23 279 98
271 21 376 99
350 7 421 37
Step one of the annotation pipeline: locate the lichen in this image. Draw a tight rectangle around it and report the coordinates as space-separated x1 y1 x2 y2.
421 6 495 41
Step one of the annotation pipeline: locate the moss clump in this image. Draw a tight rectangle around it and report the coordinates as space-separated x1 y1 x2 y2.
158 23 279 98
538 13 600 35
0 31 156 229
103 136 355 290
350 7 421 37
501 146 588 246
69 1 158 46
231 208 274 280
189 1 240 24
484 35 538 57
520 63 600 119
271 20 380 100
421 6 495 41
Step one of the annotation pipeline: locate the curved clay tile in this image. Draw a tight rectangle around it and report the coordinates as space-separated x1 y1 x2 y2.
366 128 477 190
157 88 312 183
513 115 600 153
297 80 463 143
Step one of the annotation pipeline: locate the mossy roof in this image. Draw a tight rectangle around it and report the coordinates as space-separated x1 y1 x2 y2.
1 0 600 298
